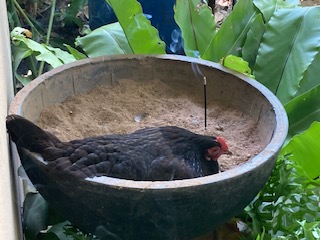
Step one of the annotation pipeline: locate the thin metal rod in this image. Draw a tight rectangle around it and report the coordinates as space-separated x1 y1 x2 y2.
204 76 207 129
191 62 207 130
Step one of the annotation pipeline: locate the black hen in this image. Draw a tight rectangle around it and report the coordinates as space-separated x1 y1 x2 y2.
6 114 228 181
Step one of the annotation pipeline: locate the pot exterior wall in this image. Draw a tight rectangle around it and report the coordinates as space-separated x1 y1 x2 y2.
9 55 288 239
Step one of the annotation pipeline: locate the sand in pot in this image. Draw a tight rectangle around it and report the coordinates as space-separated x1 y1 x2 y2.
37 78 264 172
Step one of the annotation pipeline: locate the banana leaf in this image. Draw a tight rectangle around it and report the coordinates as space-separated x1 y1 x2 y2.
285 84 320 140
253 7 320 105
174 0 216 57
106 0 166 54
76 22 133 57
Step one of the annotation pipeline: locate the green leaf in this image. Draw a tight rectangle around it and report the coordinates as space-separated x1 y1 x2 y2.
242 13 266 67
281 121 320 181
12 40 60 69
106 0 166 54
37 232 60 240
202 0 258 62
276 0 301 7
285 84 320 140
12 36 64 68
11 44 33 86
46 45 77 64
75 23 133 57
174 0 216 57
23 192 49 239
253 0 300 23
295 50 320 97
63 0 87 27
253 0 276 22
64 44 88 60
10 27 77 82
253 7 320 104
10 27 77 65
297 220 320 240
242 155 320 239
221 55 254 78
15 74 32 86
47 221 73 240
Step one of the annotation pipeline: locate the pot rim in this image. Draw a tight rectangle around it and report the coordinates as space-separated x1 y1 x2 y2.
9 54 288 190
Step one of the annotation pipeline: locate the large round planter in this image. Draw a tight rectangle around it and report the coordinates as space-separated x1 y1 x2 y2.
9 55 288 239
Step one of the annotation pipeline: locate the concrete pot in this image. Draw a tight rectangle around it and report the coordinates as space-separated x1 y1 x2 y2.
9 55 288 239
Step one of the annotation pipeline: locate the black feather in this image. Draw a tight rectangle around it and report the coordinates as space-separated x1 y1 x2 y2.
6 114 221 181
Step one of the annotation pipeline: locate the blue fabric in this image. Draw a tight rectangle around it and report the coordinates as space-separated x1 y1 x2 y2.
88 0 184 54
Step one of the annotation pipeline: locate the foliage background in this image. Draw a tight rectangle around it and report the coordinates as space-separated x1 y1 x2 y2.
7 0 320 239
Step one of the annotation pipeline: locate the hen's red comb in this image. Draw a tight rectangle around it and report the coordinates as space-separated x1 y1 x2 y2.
216 137 228 152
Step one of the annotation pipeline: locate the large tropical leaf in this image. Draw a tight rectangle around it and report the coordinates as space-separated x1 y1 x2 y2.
242 0 285 68
174 0 216 57
11 44 33 86
276 0 301 7
46 46 79 64
253 0 300 22
241 13 265 67
10 27 77 85
281 121 320 182
253 0 277 22
11 27 76 67
76 22 133 57
12 37 64 68
285 84 320 140
106 0 166 54
253 7 320 104
202 0 258 62
295 50 320 97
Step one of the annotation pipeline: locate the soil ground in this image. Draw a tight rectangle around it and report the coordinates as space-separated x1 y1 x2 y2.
38 78 264 173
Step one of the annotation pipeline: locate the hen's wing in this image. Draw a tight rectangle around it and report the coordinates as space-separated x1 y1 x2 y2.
6 115 220 181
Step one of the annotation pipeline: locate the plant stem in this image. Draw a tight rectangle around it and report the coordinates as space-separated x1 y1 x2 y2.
38 0 56 76
203 77 207 129
46 0 56 46
8 0 21 29
13 0 41 36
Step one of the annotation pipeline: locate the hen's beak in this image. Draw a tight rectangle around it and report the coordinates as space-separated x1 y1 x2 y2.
223 150 233 155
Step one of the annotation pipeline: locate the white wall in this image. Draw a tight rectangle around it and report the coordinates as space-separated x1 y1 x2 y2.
0 1 22 239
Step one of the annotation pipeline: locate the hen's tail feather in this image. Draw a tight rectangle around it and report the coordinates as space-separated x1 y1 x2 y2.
6 114 63 156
